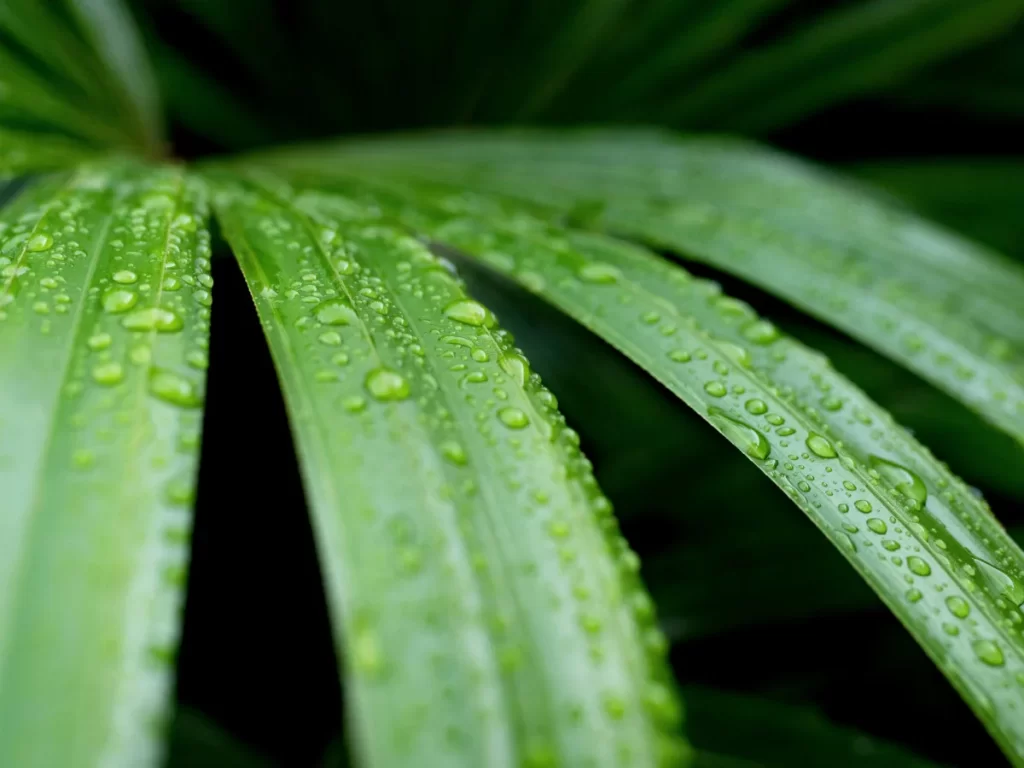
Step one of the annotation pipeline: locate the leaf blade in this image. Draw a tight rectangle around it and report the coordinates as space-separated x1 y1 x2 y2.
266 131 1024 448
0 162 211 767
209 170 690 768
247 168 1024 765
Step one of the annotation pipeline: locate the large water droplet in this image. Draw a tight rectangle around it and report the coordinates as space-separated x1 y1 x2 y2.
103 289 138 314
708 407 770 460
499 352 530 387
316 297 357 326
869 455 928 505
577 262 620 284
444 299 495 328
907 556 931 577
972 557 1024 607
945 595 970 619
149 369 203 408
91 361 124 386
972 638 1005 667
806 432 837 458
741 320 780 345
440 439 467 465
112 270 138 284
703 381 727 398
498 407 529 429
365 367 411 401
87 332 112 351
121 307 183 332
26 233 53 252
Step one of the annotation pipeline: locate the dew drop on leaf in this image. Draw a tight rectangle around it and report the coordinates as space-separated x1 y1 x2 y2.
444 299 495 328
806 432 837 458
365 367 411 401
149 369 203 408
103 289 138 314
498 407 530 429
316 297 357 326
708 407 770 460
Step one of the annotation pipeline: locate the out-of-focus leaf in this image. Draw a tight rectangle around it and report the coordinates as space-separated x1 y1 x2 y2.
209 170 690 768
279 130 1024 448
0 127 96 178
684 687 946 767
663 0 1024 131
166 708 271 768
0 162 211 766
65 0 164 153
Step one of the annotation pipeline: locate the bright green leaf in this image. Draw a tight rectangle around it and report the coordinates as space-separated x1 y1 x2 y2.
0 162 211 767
209 171 690 768
265 131 1024 447
237 167 1024 764
0 127 96 178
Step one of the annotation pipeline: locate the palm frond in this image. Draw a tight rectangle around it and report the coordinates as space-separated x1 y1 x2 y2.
0 161 210 766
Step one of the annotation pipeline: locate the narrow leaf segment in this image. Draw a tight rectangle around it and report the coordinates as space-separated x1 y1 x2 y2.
0 127 95 178
258 131 1024 448
210 171 689 768
239 168 1024 765
0 162 212 767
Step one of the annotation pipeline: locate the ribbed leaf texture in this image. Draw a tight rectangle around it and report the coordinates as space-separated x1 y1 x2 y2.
0 161 211 766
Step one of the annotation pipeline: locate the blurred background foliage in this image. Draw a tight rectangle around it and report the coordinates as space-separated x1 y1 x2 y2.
8 0 1015 764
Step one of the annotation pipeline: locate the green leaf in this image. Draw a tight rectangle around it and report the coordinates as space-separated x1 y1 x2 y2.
268 131 1024 447
0 162 211 767
64 0 164 153
852 158 1024 257
166 709 271 768
0 127 96 178
235 167 1024 764
0 0 123 112
662 0 1024 131
0 41 125 144
683 687 945 767
209 170 690 768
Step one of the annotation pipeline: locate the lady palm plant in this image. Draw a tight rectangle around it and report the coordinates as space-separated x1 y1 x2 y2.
2 1 1024 766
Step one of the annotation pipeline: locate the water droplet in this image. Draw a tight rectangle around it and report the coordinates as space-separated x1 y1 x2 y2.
741 319 780 345
577 262 620 284
193 289 212 307
24 233 53 252
121 307 183 333
316 297 357 326
162 276 181 291
907 556 931 577
704 381 727 398
906 588 922 603
87 332 112 351
498 407 529 429
972 639 1005 667
343 395 367 412
867 518 887 534
331 352 350 366
444 299 495 328
972 557 1024 606
708 407 770 459
499 352 530 387
854 500 872 514
668 349 691 363
869 455 927 505
365 367 410 401
882 540 900 552
186 350 209 370
945 595 970 618
103 289 138 314
806 432 837 458
318 331 342 346
91 361 123 386
744 399 767 415
149 369 203 408
440 439 467 465
112 270 137 284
